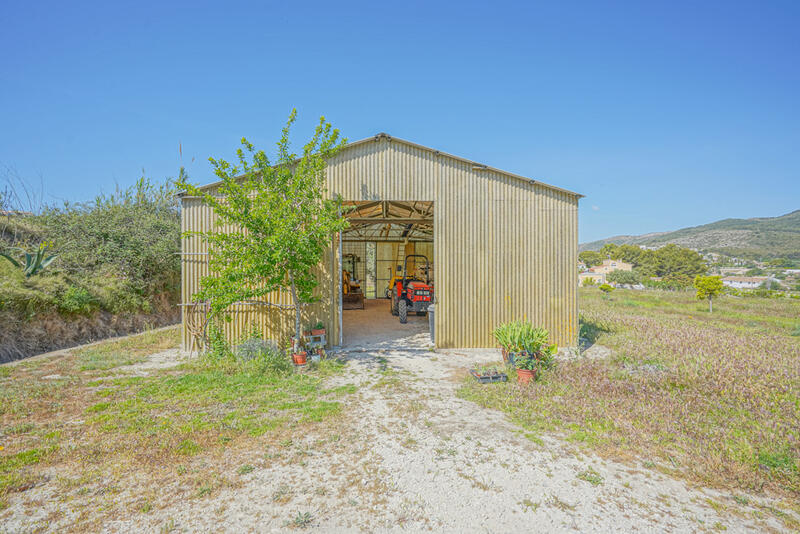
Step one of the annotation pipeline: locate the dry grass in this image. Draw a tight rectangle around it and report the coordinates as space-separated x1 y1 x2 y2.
459 289 800 504
0 326 354 528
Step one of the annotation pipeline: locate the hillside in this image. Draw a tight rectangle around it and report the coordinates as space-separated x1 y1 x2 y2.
0 178 180 361
580 210 800 260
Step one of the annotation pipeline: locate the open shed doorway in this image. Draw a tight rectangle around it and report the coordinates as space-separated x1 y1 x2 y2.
339 201 434 350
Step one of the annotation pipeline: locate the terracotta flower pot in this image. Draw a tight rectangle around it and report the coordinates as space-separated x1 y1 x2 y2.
292 352 308 365
516 368 537 385
312 328 326 336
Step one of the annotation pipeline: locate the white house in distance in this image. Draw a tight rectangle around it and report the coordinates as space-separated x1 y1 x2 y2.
578 258 633 286
721 276 767 289
590 259 633 275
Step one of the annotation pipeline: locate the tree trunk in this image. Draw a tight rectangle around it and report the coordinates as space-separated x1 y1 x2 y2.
289 272 301 351
708 296 713 313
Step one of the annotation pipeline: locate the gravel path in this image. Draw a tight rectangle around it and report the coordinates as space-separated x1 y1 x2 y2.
109 347 786 533
3 321 793 532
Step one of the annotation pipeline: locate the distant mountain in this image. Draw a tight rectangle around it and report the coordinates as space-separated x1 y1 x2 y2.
580 210 800 260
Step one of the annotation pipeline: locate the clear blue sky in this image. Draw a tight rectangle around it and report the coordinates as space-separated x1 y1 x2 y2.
1 1 798 242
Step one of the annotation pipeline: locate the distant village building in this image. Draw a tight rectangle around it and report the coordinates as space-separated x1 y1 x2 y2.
721 276 767 289
719 267 749 276
589 259 633 275
0 210 34 217
578 272 605 286
578 259 633 286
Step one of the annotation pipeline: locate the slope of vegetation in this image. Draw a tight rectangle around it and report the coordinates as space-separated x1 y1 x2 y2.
580 209 800 260
0 178 180 361
459 288 800 508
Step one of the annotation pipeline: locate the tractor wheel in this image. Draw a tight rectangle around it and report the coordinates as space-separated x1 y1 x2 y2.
391 294 399 316
398 299 408 324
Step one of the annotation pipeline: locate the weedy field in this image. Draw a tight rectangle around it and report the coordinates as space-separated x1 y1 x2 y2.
460 289 800 507
0 327 354 529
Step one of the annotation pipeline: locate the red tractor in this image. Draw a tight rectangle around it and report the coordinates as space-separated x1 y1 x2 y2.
389 254 434 324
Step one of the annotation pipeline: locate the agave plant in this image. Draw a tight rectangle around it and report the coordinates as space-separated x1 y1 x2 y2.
1 243 59 277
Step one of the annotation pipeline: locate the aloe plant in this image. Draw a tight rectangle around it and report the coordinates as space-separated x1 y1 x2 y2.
1 243 59 277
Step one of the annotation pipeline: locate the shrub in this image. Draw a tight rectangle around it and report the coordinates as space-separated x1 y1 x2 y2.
247 345 293 376
234 337 292 376
235 338 279 362
204 327 293 377
599 283 614 296
57 286 96 315
40 177 180 301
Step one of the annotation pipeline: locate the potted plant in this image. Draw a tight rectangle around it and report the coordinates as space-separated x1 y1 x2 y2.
492 321 517 365
291 336 308 365
311 321 326 336
517 326 557 384
292 350 308 365
514 354 538 385
494 320 557 383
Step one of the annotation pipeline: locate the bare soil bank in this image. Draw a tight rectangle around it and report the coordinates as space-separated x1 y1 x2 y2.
0 301 179 363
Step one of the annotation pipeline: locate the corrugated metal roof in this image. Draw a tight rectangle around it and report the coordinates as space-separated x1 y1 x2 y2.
185 133 584 199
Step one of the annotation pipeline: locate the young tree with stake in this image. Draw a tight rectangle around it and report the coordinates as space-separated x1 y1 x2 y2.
176 110 348 348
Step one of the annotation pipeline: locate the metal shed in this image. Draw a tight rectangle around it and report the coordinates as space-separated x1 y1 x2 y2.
180 133 582 349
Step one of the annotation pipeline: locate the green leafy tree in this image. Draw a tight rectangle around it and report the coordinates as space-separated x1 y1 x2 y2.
767 258 790 267
661 272 693 288
652 244 707 277
760 278 783 290
599 283 614 298
694 275 724 313
176 110 347 346
579 250 604 267
600 243 621 259
606 270 641 285
616 244 643 264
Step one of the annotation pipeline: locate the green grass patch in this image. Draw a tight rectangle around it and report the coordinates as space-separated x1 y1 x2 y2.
73 327 180 371
84 359 352 454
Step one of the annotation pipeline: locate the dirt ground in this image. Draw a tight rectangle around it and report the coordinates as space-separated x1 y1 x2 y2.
2 306 794 533
341 298 432 350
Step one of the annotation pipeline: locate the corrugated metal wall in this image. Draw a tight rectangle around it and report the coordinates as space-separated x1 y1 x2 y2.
181 136 579 349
